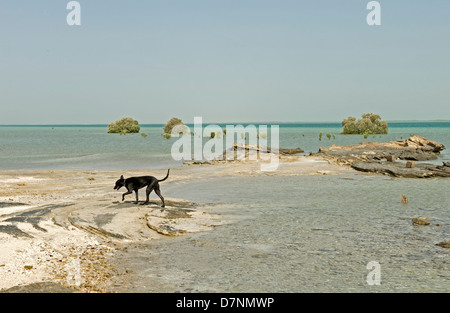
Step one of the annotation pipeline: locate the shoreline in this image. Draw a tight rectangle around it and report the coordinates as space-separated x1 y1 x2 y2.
0 155 353 292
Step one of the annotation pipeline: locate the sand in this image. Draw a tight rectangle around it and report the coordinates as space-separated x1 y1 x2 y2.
0 155 351 292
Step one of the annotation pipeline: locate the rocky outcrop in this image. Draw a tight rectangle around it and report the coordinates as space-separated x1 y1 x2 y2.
317 136 445 163
351 160 450 178
315 136 448 178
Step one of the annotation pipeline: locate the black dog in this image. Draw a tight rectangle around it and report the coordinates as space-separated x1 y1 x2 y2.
114 169 170 207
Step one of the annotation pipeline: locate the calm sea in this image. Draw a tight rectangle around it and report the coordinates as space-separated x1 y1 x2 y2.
112 173 450 292
1 121 449 292
106 121 450 293
0 121 449 170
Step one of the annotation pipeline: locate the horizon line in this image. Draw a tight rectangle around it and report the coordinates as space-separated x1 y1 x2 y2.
1 119 450 127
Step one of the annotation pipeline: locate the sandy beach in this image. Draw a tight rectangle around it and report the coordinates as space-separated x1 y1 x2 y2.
0 154 351 292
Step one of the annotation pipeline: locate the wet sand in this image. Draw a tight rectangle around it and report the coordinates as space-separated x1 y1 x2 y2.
0 155 352 292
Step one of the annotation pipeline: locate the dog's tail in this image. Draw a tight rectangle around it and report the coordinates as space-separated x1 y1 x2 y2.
158 169 170 182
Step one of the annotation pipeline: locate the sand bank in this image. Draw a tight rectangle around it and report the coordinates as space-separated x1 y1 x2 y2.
0 155 351 292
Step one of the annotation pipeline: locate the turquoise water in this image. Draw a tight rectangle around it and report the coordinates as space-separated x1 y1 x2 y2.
113 174 450 292
0 121 449 170
1 122 448 292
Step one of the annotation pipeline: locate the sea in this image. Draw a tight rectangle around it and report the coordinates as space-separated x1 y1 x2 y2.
1 121 449 292
0 121 449 171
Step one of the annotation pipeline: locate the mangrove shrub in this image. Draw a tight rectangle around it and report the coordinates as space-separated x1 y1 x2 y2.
163 117 184 134
108 117 140 134
341 113 388 135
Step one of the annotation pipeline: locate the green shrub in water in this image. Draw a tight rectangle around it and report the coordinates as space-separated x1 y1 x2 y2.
341 113 388 135
163 117 184 134
108 117 140 134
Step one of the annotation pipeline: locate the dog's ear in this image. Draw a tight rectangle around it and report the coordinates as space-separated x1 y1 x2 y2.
120 175 124 180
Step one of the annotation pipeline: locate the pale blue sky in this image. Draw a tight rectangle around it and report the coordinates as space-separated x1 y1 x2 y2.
0 0 449 124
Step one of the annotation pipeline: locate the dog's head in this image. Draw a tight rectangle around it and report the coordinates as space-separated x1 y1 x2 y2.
114 175 125 190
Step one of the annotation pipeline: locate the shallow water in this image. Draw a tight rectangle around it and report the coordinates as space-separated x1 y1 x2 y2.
1 122 449 170
1 122 449 292
111 173 450 293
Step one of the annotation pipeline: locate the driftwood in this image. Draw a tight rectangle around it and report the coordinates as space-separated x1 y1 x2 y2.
220 144 304 160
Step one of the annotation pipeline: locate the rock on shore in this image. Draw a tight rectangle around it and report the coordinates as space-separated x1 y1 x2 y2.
351 160 450 178
436 241 450 249
315 136 449 178
317 136 445 163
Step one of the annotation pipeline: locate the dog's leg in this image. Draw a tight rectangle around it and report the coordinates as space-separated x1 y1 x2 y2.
134 190 139 204
154 186 165 208
122 190 132 201
142 184 154 205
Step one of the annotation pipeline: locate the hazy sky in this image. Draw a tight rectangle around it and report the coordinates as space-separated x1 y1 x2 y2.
1 0 449 124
